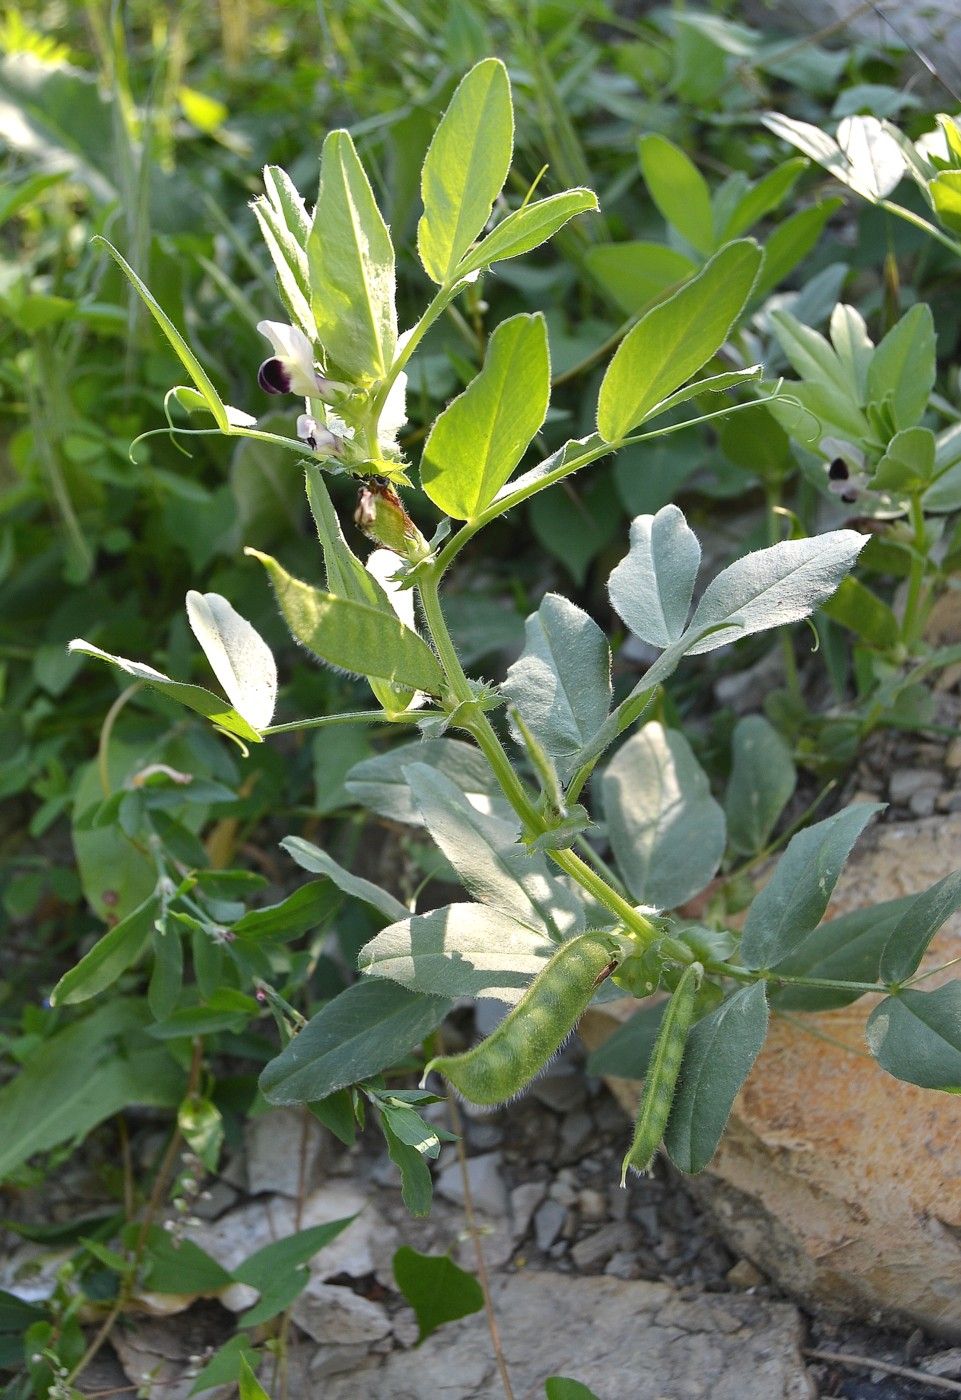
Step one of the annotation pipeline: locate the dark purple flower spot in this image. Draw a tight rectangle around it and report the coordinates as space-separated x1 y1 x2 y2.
828 457 850 481
258 357 292 394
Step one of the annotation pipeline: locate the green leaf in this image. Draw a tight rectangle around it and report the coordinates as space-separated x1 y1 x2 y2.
309 1089 357 1147
259 981 451 1105
585 1001 666 1079
770 898 912 1011
545 1380 601 1400
305 466 392 612
246 548 443 693
50 895 160 1006
404 762 583 937
345 738 513 825
638 133 714 255
718 157 808 241
0 1001 184 1180
664 982 769 1173
304 467 417 712
771 307 852 394
602 722 726 909
0 1289 43 1332
308 129 396 381
866 985 961 1092
879 871 961 983
644 365 763 422
866 303 936 430
608 504 700 649
597 240 761 441
753 199 843 300
930 169 961 233
179 1095 223 1172
418 58 513 284
239 1356 271 1400
392 1246 484 1343
234 1217 355 1293
584 241 697 317
185 592 277 731
421 313 550 520
821 576 899 651
231 880 340 942
92 237 228 430
138 1225 233 1293
872 426 936 493
383 1119 434 1217
359 902 555 1003
68 640 263 742
740 804 883 969
501 593 611 779
762 111 903 202
835 114 906 199
458 189 598 278
252 165 314 338
680 530 868 656
280 835 409 923
188 1334 260 1396
725 716 796 857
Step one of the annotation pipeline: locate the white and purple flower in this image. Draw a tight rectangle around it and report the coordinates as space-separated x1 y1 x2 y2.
257 321 332 398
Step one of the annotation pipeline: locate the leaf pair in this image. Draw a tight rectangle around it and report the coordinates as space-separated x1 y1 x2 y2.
609 503 867 659
70 590 277 742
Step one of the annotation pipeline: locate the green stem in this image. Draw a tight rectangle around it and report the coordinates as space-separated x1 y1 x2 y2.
261 708 421 735
715 963 886 995
573 834 629 896
370 280 463 425
417 570 690 962
431 392 785 581
879 198 961 262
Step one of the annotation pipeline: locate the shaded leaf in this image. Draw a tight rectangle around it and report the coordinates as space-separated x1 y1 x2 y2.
664 983 768 1172
740 804 882 969
392 1246 484 1343
602 722 725 909
260 981 451 1105
359 902 555 1003
866 985 961 1092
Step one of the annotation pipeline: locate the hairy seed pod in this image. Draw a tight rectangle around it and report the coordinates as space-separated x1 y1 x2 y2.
424 932 621 1106
620 961 702 1186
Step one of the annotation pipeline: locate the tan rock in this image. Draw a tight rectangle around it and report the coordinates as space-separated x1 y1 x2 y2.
584 816 961 1340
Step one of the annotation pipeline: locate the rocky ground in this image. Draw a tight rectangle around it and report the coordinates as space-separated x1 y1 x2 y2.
6 1039 959 1400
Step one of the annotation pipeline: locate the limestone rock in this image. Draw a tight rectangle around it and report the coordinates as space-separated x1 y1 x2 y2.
111 1307 234 1400
243 1106 328 1197
318 1271 814 1399
583 816 961 1340
290 1278 391 1346
436 1152 508 1218
184 1180 399 1313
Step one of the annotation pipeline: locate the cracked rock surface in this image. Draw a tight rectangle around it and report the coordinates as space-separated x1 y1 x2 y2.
313 1272 814 1400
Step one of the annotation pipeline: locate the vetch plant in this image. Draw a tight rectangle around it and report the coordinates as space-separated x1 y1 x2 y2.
67 58 961 1223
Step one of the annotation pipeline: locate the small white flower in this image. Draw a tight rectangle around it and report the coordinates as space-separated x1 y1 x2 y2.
366 548 416 630
822 437 869 504
366 548 426 710
378 369 408 449
297 413 341 455
257 320 331 398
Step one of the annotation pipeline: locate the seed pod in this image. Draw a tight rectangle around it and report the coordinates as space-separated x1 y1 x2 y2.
620 961 702 1186
424 932 621 1106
